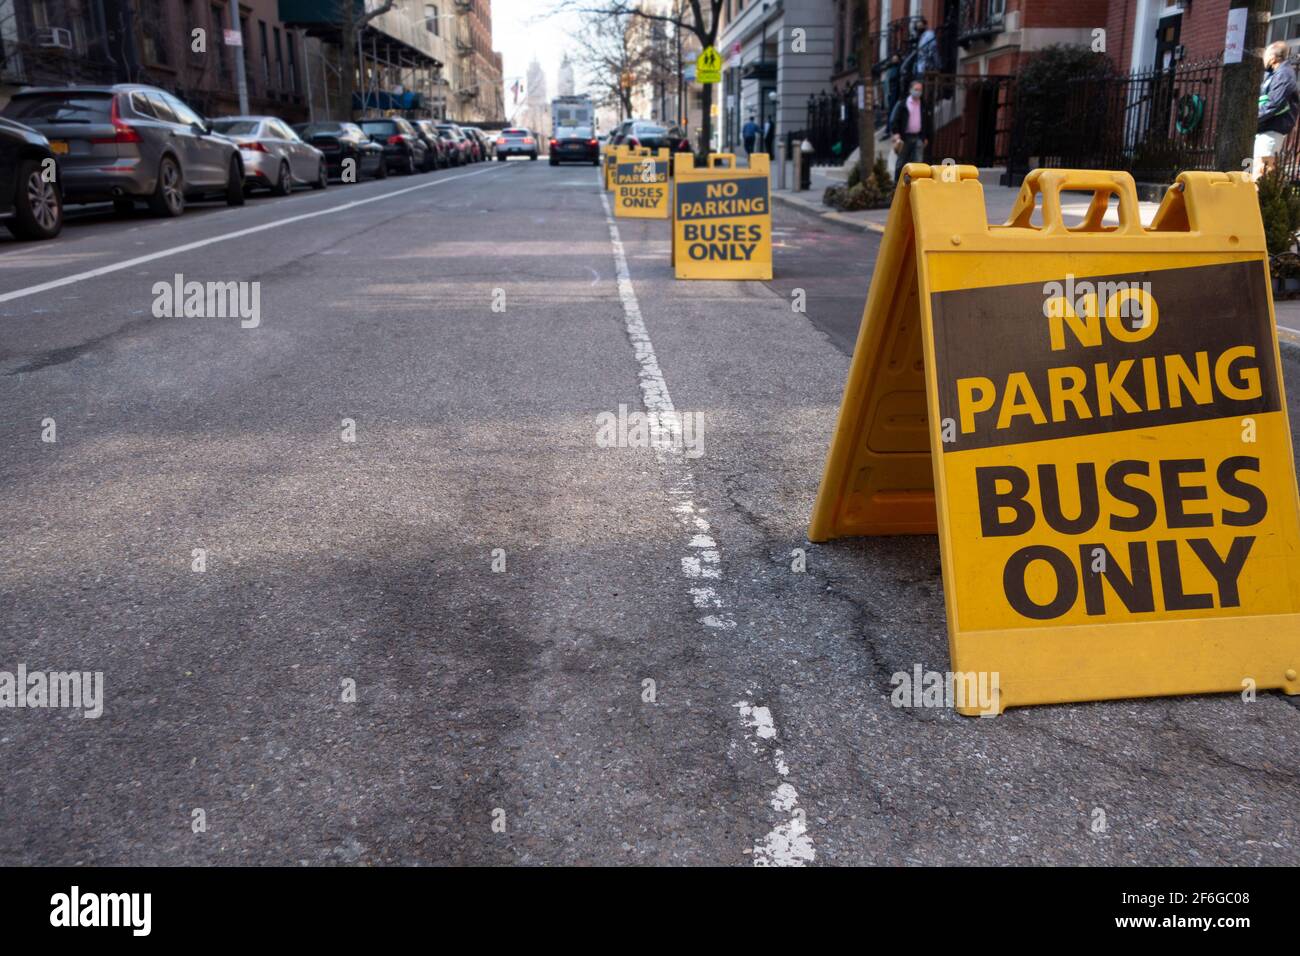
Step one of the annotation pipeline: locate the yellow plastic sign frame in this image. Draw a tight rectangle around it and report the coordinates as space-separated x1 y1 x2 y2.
603 147 617 192
811 163 1300 714
672 153 772 280
614 147 670 219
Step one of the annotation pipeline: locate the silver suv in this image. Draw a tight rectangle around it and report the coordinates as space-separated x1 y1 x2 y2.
2 84 245 217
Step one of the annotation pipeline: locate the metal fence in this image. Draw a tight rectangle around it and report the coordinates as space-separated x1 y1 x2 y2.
1010 59 1224 183
805 87 861 167
806 72 1015 170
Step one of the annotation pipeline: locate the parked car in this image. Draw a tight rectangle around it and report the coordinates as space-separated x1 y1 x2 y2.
434 127 464 166
462 126 491 160
496 128 538 161
548 125 599 166
210 116 326 195
457 128 483 163
0 116 62 240
358 117 429 175
614 120 677 151
436 123 475 164
412 120 448 170
1 84 244 217
292 121 386 181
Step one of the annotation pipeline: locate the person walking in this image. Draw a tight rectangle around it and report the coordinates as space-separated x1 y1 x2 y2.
1256 40 1299 179
742 115 759 157
890 80 930 185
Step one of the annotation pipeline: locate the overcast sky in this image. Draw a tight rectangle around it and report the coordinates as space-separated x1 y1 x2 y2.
492 1 586 120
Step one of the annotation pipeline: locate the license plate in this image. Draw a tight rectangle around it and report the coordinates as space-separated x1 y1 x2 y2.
49 140 68 155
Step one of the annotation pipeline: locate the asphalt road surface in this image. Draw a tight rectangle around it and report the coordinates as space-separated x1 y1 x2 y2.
1 160 1297 865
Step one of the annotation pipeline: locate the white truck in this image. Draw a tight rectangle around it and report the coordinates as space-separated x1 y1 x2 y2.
550 95 595 138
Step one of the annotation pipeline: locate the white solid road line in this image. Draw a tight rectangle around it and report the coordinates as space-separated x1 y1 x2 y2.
598 189 815 867
0 164 509 306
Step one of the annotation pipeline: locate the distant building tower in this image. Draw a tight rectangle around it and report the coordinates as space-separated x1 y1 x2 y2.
523 56 549 134
557 54 576 97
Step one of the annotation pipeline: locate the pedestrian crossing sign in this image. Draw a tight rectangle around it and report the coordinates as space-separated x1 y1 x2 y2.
697 46 722 84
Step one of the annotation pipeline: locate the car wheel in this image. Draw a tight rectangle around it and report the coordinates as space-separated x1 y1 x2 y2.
530 152 538 161
5 159 62 240
225 157 245 206
147 156 185 217
112 198 135 216
404 152 416 175
272 161 293 196
313 161 328 190
375 159 389 180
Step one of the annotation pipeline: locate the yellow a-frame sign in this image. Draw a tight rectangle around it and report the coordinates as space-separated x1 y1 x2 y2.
811 163 1300 714
614 146 670 219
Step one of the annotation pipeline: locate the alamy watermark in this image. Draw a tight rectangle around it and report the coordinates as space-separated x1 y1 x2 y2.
0 665 103 718
890 665 1000 716
596 404 704 458
152 273 260 328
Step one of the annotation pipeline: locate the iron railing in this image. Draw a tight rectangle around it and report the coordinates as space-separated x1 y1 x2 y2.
807 73 1014 169
1010 59 1222 184
805 87 861 166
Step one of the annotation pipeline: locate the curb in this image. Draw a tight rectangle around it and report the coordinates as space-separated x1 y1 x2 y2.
772 191 885 234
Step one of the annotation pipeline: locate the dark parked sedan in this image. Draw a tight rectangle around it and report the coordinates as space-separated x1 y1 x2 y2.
0 116 62 240
412 120 449 170
358 117 429 175
1 84 244 217
548 125 599 166
294 121 387 181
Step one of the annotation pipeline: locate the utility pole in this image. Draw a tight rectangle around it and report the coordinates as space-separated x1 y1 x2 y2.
1216 0 1271 174
228 0 249 114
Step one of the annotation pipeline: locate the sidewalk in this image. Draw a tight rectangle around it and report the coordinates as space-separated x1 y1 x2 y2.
773 165 1165 233
773 165 1300 348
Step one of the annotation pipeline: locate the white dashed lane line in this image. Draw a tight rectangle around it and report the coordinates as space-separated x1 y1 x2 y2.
599 189 815 866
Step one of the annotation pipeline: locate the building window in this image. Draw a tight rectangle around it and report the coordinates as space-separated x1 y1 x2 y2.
140 0 170 66
259 20 269 89
274 27 284 89
1271 0 1300 43
240 14 253 93
426 3 440 35
287 32 298 92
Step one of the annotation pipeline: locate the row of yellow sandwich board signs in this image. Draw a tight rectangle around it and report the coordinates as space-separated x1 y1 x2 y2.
809 163 1300 714
602 146 1300 715
604 144 773 281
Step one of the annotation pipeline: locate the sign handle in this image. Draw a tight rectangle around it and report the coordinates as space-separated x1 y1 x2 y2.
1006 169 1144 236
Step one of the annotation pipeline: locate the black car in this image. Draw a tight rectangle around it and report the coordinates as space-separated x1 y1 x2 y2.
412 120 449 170
548 125 599 166
357 117 429 175
293 122 387 182
0 116 62 240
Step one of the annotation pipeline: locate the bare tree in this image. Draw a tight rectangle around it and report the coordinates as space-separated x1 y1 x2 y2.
571 9 648 119
554 0 725 156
